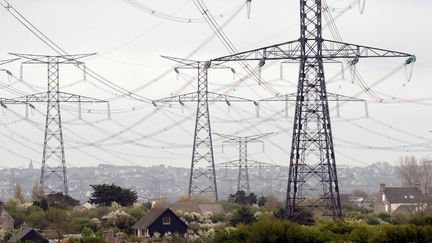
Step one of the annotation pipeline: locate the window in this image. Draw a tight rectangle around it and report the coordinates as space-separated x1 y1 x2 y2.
162 216 171 225
385 204 389 212
382 194 386 202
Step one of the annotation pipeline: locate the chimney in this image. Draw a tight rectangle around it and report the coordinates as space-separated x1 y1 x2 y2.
380 183 385 192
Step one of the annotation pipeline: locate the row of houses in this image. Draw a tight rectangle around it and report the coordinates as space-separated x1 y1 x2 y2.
0 184 429 242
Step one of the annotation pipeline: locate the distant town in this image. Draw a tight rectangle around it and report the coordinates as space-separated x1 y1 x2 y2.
0 161 401 202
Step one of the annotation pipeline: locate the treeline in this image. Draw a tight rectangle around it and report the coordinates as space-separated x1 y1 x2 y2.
213 216 432 243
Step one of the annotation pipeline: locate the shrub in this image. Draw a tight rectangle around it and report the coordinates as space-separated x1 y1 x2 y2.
125 207 146 221
348 224 374 243
80 236 105 243
247 218 303 243
229 206 256 226
210 213 225 223
213 225 249 243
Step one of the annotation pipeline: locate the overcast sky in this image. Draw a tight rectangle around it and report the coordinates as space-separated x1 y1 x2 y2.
0 0 431 169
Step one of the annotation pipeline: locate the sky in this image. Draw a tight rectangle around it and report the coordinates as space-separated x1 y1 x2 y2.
0 0 431 169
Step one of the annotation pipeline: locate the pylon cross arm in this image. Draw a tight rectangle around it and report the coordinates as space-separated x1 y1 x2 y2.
153 92 255 106
0 97 32 108
260 92 364 102
213 160 241 168
322 39 414 60
10 92 107 103
9 53 96 64
247 160 283 168
210 39 415 64
211 39 301 63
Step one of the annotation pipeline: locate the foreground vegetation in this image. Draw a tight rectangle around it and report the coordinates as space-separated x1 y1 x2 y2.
4 184 432 242
213 216 432 243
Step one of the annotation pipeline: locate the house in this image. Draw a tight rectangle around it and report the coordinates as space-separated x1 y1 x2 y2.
132 207 188 238
374 183 427 214
0 201 14 241
9 228 49 243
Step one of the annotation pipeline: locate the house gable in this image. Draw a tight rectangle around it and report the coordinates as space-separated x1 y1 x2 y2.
9 228 49 243
133 208 188 238
148 209 188 237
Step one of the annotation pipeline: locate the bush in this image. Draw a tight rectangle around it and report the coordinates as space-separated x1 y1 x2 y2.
348 224 375 243
389 213 409 225
377 212 391 223
363 214 381 225
80 236 105 243
213 225 249 243
229 206 256 226
247 218 303 243
27 210 49 229
210 213 225 223
125 207 146 221
71 217 98 232
409 215 432 225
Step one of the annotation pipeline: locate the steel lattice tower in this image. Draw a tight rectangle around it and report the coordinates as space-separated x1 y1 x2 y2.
154 57 254 200
9 53 108 195
188 62 217 199
211 0 414 219
214 132 273 193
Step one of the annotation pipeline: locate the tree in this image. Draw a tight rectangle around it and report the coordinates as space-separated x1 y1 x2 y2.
398 155 422 187
46 208 70 239
247 193 258 205
14 183 25 202
257 195 267 207
31 182 45 201
46 193 79 208
228 190 258 205
229 190 247 204
398 155 432 195
89 183 137 207
420 159 432 196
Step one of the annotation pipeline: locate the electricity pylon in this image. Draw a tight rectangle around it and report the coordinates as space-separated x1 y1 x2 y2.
214 160 283 193
8 53 108 195
153 56 256 201
214 132 273 193
211 0 415 220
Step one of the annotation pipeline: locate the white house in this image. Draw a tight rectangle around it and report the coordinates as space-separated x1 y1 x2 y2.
374 183 427 214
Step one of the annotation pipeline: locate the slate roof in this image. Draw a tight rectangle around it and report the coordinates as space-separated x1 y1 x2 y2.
9 228 48 243
384 187 426 204
132 207 167 229
9 228 33 242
